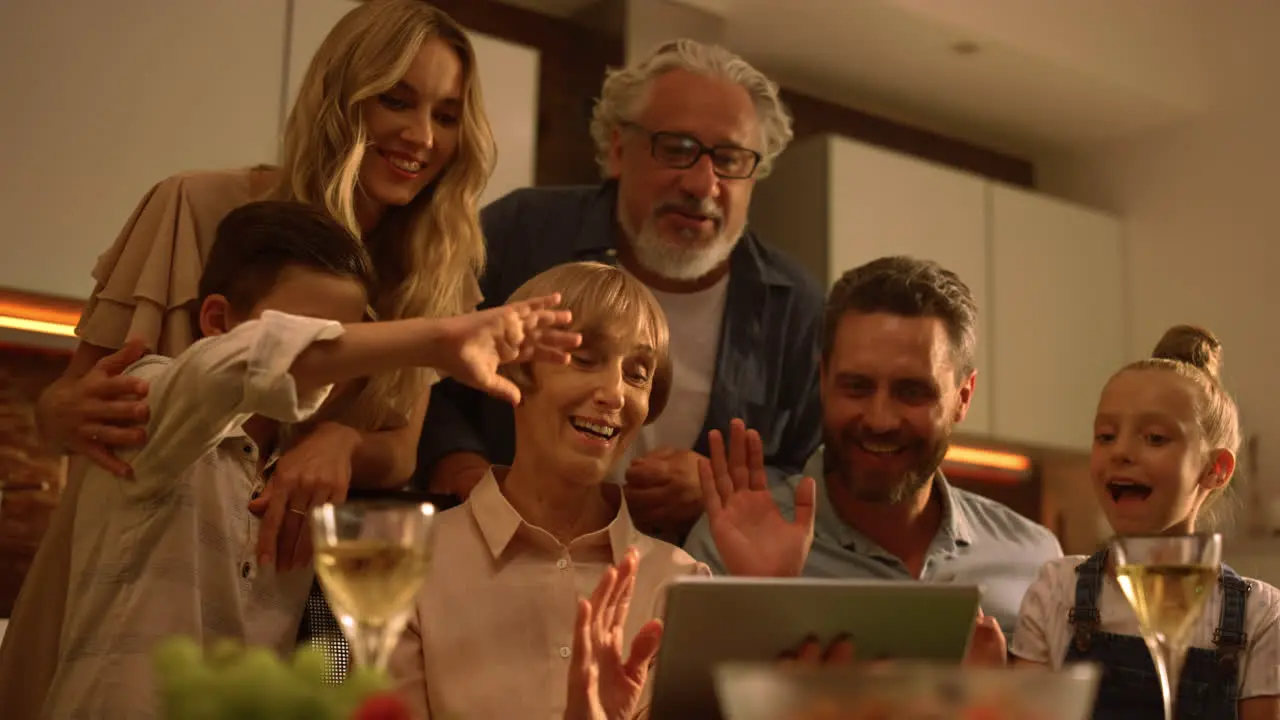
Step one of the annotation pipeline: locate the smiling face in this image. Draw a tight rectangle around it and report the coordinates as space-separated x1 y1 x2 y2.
513 328 660 485
503 262 671 486
1091 368 1232 535
608 69 762 282
820 311 974 505
356 36 464 221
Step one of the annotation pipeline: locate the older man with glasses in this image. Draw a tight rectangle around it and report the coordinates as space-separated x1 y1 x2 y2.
414 38 824 543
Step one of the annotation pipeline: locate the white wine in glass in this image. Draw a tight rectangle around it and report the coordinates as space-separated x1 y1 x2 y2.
1112 533 1221 720
311 500 434 672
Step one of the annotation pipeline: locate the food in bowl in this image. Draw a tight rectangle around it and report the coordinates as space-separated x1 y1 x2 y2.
716 662 1100 720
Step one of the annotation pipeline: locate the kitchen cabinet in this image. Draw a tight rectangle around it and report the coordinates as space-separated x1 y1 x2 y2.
750 134 1126 450
751 135 992 434
988 184 1125 450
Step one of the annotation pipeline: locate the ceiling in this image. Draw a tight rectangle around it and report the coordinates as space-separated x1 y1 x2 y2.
495 0 1214 155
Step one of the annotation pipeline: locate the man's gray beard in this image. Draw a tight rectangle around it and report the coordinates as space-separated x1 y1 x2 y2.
622 213 739 282
824 428 950 505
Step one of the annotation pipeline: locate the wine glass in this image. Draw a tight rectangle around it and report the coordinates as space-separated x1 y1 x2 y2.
1111 533 1222 720
310 500 435 671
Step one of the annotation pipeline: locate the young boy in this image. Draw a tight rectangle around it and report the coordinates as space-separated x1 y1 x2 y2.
32 200 579 718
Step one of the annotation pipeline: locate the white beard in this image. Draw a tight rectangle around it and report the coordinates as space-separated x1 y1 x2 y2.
623 213 740 282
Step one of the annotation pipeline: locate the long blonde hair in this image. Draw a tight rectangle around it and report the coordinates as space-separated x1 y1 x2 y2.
590 39 793 178
274 0 495 428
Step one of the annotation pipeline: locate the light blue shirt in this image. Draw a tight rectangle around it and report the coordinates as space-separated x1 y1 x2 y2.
684 447 1064 635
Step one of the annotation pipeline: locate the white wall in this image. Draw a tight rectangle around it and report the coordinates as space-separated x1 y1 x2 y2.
0 0 288 300
0 0 540 302
1037 2 1280 535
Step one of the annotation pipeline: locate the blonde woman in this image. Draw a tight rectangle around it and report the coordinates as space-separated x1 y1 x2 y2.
2 0 494 713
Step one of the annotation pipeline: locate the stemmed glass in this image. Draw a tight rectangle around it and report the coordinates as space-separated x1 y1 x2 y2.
1111 533 1222 720
310 500 434 671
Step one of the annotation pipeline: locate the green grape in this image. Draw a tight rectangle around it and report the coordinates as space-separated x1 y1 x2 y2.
154 635 206 701
218 647 294 720
154 636 202 677
157 664 219 720
346 666 391 697
152 635 399 720
291 644 329 688
283 687 337 720
207 637 244 669
162 691 222 720
331 667 392 719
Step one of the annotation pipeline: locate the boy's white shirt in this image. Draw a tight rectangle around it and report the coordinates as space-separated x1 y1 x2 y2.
1011 556 1280 699
42 311 344 719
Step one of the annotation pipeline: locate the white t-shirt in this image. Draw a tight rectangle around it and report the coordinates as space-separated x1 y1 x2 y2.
1010 556 1280 699
611 270 729 481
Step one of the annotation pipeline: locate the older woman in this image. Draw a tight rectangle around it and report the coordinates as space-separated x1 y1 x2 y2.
390 261 816 720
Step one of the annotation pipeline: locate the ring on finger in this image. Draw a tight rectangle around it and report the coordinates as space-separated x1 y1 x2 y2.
287 507 308 517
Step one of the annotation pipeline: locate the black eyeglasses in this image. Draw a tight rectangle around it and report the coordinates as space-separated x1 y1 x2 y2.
623 123 762 179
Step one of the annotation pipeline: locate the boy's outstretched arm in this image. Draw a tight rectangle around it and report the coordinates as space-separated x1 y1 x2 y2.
128 296 578 495
288 293 578 404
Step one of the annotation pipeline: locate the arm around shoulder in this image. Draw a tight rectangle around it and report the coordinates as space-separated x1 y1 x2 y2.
36 340 147 458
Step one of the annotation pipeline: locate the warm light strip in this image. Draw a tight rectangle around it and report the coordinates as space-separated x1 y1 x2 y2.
0 315 78 338
0 292 84 339
944 445 1032 472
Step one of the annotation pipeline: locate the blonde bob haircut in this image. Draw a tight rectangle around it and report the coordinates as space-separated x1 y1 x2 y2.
503 262 673 424
273 0 495 428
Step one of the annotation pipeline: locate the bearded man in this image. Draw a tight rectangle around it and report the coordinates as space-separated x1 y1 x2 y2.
414 39 824 543
684 255 1063 635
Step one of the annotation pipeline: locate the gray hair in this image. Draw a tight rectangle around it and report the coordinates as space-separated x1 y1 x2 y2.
589 39 794 179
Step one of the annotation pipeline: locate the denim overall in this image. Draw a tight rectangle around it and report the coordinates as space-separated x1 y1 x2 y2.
1065 549 1249 720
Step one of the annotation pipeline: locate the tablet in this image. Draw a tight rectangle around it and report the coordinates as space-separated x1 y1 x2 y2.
649 577 981 720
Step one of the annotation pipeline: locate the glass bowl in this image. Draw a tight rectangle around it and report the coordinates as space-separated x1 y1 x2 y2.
714 661 1101 720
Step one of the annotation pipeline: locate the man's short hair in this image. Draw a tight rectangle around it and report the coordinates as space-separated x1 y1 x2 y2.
823 256 977 378
503 261 672 423
199 200 376 319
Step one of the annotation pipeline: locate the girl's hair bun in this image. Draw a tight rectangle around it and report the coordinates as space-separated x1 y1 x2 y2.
1152 325 1222 379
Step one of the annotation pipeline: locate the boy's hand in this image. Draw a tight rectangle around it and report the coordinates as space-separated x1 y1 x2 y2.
428 294 581 405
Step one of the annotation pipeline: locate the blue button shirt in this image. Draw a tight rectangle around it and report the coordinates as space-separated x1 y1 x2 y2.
684 447 1064 635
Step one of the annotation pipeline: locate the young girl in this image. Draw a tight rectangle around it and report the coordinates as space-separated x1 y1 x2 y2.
1011 326 1280 719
